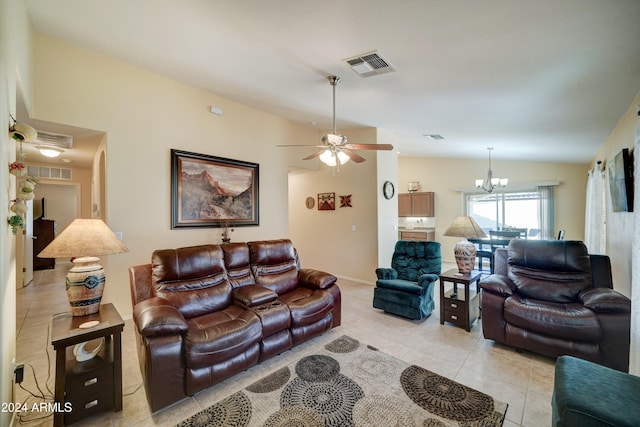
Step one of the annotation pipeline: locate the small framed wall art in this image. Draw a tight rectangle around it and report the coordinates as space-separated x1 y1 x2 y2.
318 192 335 210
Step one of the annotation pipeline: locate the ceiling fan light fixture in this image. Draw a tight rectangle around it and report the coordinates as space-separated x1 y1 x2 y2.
319 149 350 167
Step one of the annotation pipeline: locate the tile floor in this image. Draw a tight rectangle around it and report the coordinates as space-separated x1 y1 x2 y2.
14 261 555 426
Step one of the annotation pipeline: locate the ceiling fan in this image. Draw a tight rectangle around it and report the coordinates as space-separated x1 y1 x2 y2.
278 75 394 167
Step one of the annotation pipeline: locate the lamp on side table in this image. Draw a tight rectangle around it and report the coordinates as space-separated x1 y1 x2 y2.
37 218 128 317
443 216 487 275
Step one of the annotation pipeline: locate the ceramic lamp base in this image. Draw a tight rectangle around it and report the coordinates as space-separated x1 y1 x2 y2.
66 256 105 316
453 239 477 274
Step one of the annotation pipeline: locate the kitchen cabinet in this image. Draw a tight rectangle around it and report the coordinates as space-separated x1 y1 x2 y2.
400 230 435 241
398 192 434 217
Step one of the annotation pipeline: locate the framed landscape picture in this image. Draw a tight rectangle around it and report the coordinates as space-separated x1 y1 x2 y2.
171 149 259 228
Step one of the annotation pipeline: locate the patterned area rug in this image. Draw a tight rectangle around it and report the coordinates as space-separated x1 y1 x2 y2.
177 335 508 426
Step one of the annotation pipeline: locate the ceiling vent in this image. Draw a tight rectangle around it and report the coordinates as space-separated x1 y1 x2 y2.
29 130 73 149
344 51 396 77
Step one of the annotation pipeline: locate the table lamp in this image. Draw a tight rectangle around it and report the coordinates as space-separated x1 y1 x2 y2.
38 219 129 317
443 216 487 275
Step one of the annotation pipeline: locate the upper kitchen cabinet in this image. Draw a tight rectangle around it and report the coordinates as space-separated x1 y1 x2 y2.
398 192 434 217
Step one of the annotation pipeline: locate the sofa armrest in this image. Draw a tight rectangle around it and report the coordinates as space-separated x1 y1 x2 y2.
479 274 516 297
376 268 397 280
298 268 337 290
133 297 188 337
232 285 278 307
418 273 439 287
579 288 631 313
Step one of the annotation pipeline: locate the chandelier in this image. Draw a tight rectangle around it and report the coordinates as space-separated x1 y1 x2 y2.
475 147 508 193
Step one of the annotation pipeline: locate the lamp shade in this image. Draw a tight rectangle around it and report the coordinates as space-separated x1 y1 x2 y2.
38 219 128 258
443 216 487 239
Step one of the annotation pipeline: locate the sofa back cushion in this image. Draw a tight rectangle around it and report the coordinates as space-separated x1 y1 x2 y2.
249 239 299 295
222 243 256 288
391 240 442 281
507 239 593 303
152 244 232 318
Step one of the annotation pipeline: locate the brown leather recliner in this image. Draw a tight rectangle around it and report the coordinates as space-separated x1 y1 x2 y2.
480 239 631 372
129 239 341 412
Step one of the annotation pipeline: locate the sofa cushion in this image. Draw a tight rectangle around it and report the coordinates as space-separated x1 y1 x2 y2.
222 243 256 288
152 245 232 318
249 240 299 295
504 295 602 341
184 305 262 369
507 240 593 303
279 288 333 327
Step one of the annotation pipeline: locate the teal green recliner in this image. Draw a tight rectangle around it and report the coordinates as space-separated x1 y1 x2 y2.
373 240 442 320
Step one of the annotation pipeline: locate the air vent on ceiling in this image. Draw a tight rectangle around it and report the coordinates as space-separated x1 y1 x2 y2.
27 165 73 180
29 130 73 149
344 51 396 77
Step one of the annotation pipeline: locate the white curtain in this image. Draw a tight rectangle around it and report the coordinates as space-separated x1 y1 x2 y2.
630 117 640 375
538 185 555 240
584 162 607 254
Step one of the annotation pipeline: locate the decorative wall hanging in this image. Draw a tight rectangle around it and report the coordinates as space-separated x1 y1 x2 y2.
317 193 335 211
171 149 259 228
305 197 315 209
339 194 352 208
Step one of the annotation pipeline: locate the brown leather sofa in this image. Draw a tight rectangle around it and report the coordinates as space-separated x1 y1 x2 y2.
128 239 341 411
479 239 631 372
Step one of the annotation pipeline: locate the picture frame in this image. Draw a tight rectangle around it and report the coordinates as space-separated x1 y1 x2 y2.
171 149 259 228
317 192 335 211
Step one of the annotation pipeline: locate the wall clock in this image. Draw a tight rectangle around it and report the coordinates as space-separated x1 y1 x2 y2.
383 181 395 200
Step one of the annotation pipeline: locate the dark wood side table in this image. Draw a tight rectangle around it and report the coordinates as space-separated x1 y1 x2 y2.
51 303 124 426
439 269 482 332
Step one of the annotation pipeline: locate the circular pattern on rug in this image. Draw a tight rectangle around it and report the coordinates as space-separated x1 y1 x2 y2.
263 405 324 427
352 395 419 427
324 335 360 353
281 374 364 426
400 365 494 422
177 391 251 427
295 355 340 382
246 367 291 393
346 351 403 386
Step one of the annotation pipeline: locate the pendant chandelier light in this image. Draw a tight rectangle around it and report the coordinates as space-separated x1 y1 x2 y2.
475 147 508 193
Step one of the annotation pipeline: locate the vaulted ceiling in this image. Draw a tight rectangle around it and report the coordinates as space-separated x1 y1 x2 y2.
24 0 640 164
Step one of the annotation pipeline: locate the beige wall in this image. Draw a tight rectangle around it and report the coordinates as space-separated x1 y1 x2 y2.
32 34 319 316
0 0 32 421
398 156 589 265
592 90 640 297
289 128 382 283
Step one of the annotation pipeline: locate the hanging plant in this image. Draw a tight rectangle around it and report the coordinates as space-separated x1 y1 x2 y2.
8 215 24 234
10 199 27 215
9 161 26 176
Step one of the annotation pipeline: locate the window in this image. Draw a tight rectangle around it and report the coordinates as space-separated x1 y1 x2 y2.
465 186 554 239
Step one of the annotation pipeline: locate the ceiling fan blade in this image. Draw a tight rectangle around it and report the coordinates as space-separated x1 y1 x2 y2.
277 144 323 148
303 149 326 160
343 143 394 151
342 149 366 163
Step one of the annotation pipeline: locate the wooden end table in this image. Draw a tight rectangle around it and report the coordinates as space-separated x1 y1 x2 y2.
439 269 482 332
51 303 124 426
